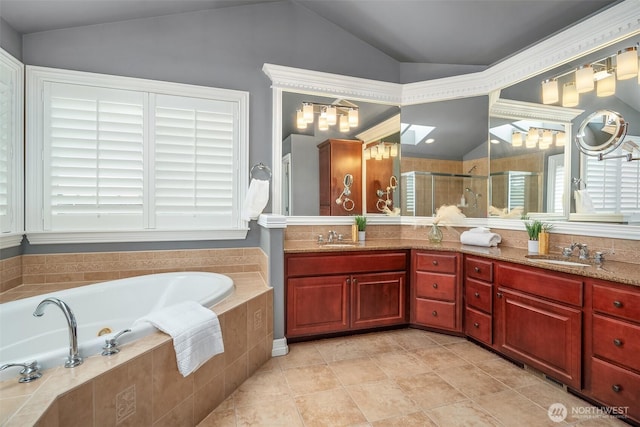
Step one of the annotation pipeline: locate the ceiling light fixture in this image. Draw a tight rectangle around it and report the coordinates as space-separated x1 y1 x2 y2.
540 44 639 105
296 102 359 131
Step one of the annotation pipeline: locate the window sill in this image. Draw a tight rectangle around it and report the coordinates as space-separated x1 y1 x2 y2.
25 229 249 245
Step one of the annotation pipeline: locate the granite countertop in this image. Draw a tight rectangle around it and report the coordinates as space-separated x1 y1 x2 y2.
284 239 640 287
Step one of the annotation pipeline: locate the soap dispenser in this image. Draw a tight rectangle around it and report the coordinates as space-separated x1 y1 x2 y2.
460 194 466 207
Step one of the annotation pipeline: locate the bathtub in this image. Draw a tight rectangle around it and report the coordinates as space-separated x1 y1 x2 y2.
0 271 234 382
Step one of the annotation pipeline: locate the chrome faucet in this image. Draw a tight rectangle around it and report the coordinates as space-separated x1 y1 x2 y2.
33 297 83 368
563 243 589 260
327 230 338 243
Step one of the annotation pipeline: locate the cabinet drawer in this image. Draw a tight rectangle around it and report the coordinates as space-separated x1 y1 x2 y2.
287 252 407 277
465 256 493 282
415 271 456 301
414 299 457 330
414 252 457 274
465 279 492 313
592 283 640 323
590 358 640 422
592 314 640 371
464 307 492 345
496 264 583 307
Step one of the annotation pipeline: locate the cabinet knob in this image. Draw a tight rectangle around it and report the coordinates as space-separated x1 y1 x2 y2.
497 292 503 298
346 278 350 285
613 300 623 308
474 322 480 328
474 292 480 298
613 338 623 347
612 384 622 393
432 283 438 289
474 266 480 273
353 279 358 285
432 260 439 266
432 311 438 317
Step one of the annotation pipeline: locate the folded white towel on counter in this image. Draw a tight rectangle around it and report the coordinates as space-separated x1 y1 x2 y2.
460 230 502 247
241 178 270 221
136 301 224 377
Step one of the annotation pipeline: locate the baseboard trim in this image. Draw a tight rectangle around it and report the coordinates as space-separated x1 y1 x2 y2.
271 338 289 357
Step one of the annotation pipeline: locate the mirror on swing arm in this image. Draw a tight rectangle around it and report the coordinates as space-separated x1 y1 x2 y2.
572 109 640 224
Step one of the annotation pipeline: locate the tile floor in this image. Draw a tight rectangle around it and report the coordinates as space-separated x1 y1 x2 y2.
199 328 630 427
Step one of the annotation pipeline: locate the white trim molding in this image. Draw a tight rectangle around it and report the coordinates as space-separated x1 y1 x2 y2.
356 114 401 144
271 338 289 357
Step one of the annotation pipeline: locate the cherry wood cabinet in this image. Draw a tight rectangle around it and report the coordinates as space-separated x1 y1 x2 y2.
411 251 462 333
285 251 407 339
494 262 583 389
584 279 640 423
318 139 362 216
464 256 494 345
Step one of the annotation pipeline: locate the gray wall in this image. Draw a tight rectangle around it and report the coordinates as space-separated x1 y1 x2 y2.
10 0 400 256
0 18 22 60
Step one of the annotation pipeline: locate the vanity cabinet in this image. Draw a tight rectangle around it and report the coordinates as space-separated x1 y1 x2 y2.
584 279 640 423
317 139 362 216
410 251 462 333
285 251 407 338
494 262 583 389
463 256 494 345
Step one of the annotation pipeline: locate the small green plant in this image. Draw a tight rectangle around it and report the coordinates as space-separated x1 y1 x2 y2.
355 215 367 231
522 216 552 240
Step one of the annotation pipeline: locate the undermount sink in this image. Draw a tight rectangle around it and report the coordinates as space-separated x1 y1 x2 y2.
321 243 359 248
525 255 591 268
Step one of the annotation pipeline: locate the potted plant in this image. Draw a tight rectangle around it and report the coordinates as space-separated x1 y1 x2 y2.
523 216 551 253
355 215 367 242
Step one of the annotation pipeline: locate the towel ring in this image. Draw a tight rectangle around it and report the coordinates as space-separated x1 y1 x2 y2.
572 177 586 189
250 163 272 181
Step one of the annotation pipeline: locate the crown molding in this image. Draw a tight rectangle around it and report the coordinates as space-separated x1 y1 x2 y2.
490 99 584 123
356 114 401 143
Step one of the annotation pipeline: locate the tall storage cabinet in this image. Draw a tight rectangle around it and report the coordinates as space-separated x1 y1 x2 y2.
318 139 362 216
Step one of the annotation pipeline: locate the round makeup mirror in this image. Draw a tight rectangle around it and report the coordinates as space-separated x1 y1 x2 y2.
575 109 627 156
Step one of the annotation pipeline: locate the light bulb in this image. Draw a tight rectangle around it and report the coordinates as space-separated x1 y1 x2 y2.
555 131 566 147
390 144 398 157
326 105 337 125
541 79 559 104
616 47 638 80
348 108 359 127
318 113 328 131
339 114 349 132
562 82 579 107
597 72 616 97
511 132 523 147
296 110 306 129
302 103 314 123
526 128 538 148
575 65 594 93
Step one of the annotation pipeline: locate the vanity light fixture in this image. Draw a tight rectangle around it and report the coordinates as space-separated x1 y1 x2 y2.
511 131 523 147
521 127 563 150
296 102 359 131
363 141 399 161
555 131 566 147
539 44 639 105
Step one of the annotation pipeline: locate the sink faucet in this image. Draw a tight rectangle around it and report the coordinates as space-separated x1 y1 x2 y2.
563 243 589 260
327 230 338 243
33 297 83 368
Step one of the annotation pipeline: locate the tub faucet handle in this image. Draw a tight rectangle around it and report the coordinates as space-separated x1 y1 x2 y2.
102 328 132 356
0 361 42 383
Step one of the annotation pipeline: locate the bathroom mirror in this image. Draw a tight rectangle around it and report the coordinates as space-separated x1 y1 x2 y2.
575 109 627 156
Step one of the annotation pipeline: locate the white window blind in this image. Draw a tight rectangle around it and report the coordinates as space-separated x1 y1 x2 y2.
508 173 525 211
583 148 640 214
27 66 249 243
0 74 11 231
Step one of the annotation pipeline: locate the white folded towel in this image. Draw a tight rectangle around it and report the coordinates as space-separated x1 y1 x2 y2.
460 230 502 247
241 178 270 221
574 190 596 213
135 301 224 377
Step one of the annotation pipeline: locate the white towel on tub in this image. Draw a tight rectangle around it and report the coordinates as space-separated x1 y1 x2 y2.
135 301 224 377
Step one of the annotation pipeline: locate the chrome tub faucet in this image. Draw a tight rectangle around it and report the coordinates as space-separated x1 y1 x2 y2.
33 297 83 368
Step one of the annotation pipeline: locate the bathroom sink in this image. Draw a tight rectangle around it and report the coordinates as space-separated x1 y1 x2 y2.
321 243 358 248
525 255 591 268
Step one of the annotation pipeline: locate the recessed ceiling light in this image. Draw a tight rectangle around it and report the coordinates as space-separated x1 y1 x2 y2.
425 138 435 144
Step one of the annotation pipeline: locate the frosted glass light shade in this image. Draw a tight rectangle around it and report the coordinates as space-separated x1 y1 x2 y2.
555 131 566 147
339 114 350 132
562 82 579 107
318 114 328 131
302 103 314 123
526 128 538 148
541 79 559 104
597 73 616 97
348 108 359 127
616 47 638 80
575 65 594 93
363 148 371 160
296 110 306 129
326 105 337 125
390 144 398 157
511 132 523 147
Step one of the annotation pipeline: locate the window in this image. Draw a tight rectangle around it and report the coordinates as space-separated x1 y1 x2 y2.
582 147 640 214
27 67 249 243
0 49 23 248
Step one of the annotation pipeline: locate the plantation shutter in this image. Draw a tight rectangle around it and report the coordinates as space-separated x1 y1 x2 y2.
152 94 236 228
508 173 525 211
43 82 145 230
583 148 639 214
0 66 12 232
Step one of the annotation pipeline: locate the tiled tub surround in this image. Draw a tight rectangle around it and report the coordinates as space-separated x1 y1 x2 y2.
0 272 273 426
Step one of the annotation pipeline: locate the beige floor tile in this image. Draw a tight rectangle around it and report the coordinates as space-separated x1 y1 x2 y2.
475 389 560 427
427 400 502 427
385 328 439 350
476 358 542 389
346 379 418 422
314 336 372 362
435 364 509 398
232 369 291 408
416 330 467 345
573 416 631 426
372 350 432 379
329 357 388 386
278 341 326 370
395 372 468 409
443 341 500 363
258 356 281 372
235 398 304 426
350 332 404 355
410 345 468 371
197 408 235 427
370 410 438 426
295 388 367 427
283 364 342 396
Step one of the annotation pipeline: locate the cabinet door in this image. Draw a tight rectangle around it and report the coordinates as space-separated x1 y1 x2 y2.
494 287 582 389
286 275 349 337
351 272 406 329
